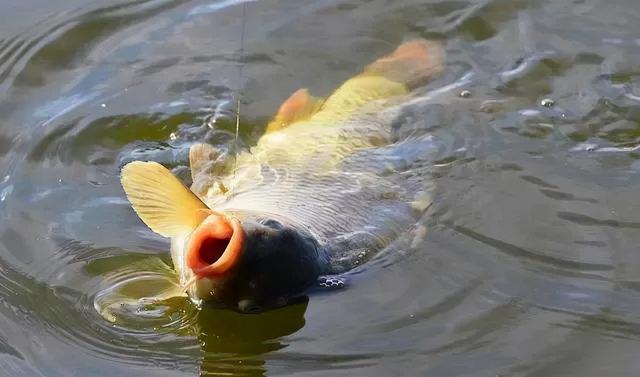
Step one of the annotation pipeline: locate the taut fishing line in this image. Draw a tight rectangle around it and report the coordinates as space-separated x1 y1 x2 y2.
232 2 248 185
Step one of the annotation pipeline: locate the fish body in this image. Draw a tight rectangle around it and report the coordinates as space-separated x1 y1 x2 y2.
121 40 444 311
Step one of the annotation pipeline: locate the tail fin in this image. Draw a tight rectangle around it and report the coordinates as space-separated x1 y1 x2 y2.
313 39 445 122
364 39 444 89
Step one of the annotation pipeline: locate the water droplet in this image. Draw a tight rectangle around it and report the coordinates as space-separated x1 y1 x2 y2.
169 132 177 141
540 98 555 108
100 103 106 108
459 90 471 98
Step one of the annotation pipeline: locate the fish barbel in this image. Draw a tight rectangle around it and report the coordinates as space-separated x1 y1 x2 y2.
120 39 444 311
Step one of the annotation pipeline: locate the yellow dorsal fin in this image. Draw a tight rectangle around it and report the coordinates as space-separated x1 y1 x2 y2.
311 39 445 122
121 161 209 238
265 88 323 133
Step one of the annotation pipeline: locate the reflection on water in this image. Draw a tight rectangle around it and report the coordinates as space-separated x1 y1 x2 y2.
1 0 640 376
197 302 307 376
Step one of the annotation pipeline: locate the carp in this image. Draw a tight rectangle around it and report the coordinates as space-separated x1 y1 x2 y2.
120 39 444 312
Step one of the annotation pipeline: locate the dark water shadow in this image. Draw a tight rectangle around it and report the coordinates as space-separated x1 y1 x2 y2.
194 300 308 376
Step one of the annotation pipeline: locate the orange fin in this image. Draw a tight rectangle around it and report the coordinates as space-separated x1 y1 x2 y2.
265 89 323 133
311 40 445 122
365 39 444 89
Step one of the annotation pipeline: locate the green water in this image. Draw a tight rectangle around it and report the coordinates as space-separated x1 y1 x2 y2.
1 0 640 376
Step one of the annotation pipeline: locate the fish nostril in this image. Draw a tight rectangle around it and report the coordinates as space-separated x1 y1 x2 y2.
261 219 283 229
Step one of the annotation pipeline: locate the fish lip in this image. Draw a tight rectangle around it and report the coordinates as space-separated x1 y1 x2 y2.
186 212 244 278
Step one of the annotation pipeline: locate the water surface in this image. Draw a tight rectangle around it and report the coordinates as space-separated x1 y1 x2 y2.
1 0 640 376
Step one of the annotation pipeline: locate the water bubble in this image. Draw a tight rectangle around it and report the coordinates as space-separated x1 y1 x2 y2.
169 132 177 141
100 103 106 108
540 98 555 108
459 90 472 98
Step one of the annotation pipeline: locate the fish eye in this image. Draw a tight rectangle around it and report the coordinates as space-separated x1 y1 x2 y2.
261 219 283 229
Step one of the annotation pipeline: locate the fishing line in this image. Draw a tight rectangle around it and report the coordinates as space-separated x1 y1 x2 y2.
232 1 248 186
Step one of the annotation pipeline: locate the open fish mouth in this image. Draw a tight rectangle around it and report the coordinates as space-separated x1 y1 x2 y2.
186 212 244 278
120 39 445 308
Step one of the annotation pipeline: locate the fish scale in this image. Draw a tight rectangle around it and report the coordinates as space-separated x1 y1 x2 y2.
202 109 433 270
120 39 444 306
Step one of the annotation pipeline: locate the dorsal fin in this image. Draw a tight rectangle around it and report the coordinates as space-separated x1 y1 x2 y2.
265 88 323 133
121 161 209 238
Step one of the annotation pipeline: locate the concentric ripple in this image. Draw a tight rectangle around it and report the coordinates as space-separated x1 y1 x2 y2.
1 0 640 376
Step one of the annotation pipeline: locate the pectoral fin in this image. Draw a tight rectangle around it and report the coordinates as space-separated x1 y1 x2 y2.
266 88 323 133
189 143 220 181
121 161 209 238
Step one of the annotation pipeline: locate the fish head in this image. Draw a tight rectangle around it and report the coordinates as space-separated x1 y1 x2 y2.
182 211 324 312
120 161 326 312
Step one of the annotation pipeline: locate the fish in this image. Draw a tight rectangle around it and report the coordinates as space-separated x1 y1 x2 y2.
120 39 444 312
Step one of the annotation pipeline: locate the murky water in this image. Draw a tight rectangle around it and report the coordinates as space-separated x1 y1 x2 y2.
1 0 640 375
